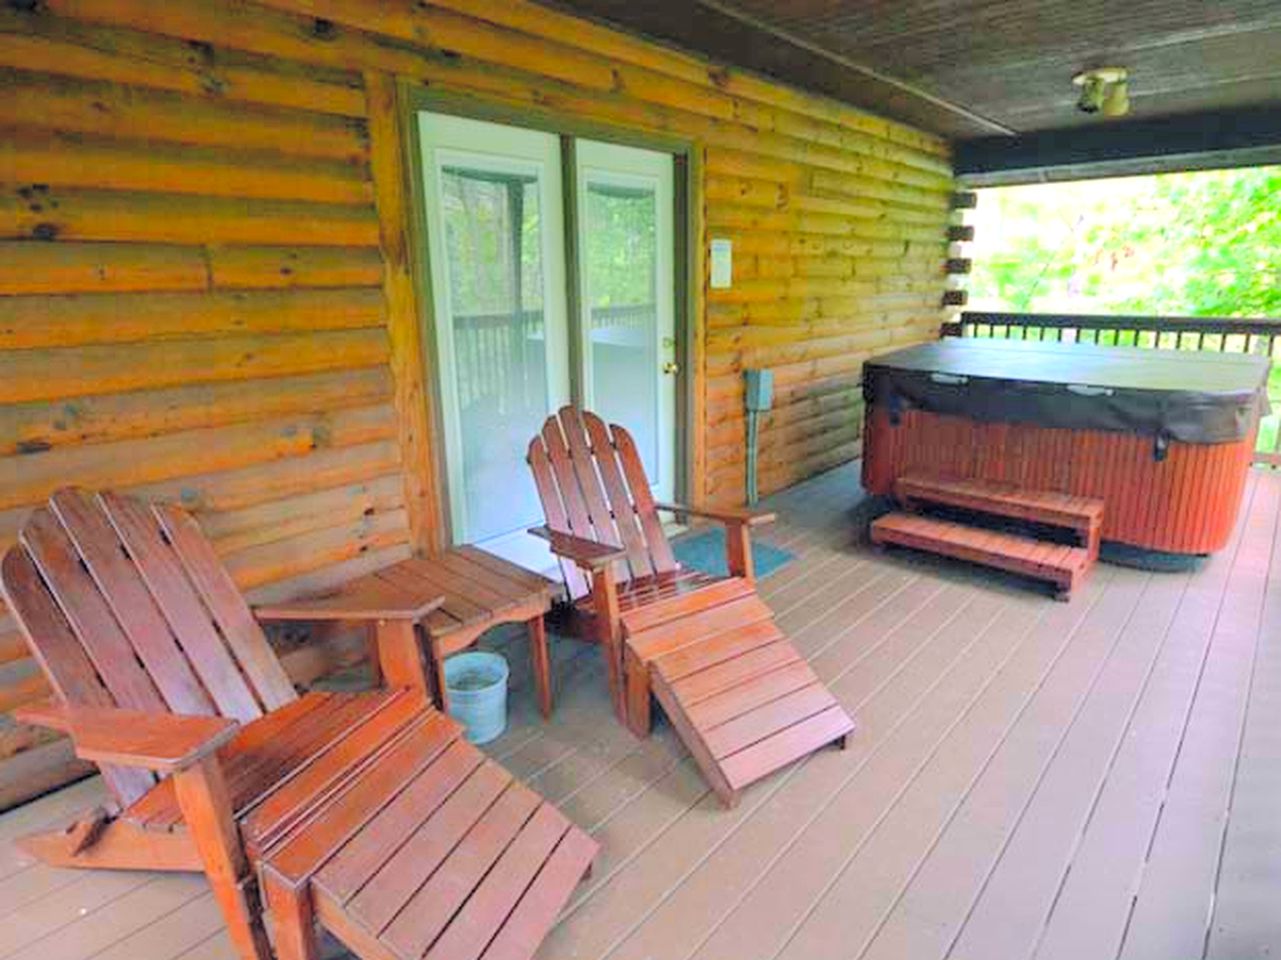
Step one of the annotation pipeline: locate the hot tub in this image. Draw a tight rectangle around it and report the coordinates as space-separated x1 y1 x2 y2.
861 337 1270 555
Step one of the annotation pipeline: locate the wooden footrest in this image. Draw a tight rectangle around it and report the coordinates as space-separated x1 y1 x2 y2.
895 472 1103 547
248 696 597 960
871 511 1092 599
624 593 854 808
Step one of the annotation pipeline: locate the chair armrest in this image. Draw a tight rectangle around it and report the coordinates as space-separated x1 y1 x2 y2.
654 502 777 527
528 526 627 571
15 698 239 775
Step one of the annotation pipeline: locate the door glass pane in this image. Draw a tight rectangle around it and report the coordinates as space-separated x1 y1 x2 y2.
583 180 660 479
440 165 547 542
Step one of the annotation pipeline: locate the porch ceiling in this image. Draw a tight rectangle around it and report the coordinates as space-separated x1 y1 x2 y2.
548 0 1281 142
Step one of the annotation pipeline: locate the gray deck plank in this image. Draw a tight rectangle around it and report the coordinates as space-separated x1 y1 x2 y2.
2 464 1279 960
1118 473 1280 960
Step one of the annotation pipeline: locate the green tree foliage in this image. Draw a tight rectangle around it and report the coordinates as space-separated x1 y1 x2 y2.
583 183 656 311
970 166 1281 318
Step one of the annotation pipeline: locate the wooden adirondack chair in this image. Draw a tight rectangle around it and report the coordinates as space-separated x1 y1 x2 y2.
527 407 854 807
2 488 596 960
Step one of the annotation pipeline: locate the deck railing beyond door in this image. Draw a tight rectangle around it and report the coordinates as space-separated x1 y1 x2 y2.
942 311 1281 465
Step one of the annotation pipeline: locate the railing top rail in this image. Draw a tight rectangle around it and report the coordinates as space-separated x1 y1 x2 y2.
958 310 1281 336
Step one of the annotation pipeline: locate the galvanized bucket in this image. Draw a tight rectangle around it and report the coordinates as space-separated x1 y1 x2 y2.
443 651 509 744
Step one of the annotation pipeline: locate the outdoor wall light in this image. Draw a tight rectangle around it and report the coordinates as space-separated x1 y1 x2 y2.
1073 67 1130 117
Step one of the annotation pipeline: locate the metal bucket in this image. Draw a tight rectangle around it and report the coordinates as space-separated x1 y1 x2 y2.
443 651 509 744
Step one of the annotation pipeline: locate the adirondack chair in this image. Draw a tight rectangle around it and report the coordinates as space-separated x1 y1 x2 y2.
2 488 596 960
527 407 854 807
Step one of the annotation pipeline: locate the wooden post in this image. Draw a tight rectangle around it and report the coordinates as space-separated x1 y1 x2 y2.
373 618 433 700
172 757 273 960
724 521 755 583
260 866 319 960
364 70 444 556
589 568 625 722
623 647 652 737
527 614 553 720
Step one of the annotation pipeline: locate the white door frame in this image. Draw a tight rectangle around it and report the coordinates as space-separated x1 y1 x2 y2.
575 139 678 503
417 111 570 549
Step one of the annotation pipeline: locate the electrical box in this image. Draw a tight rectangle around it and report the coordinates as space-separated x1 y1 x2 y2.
710 238 733 289
744 368 773 412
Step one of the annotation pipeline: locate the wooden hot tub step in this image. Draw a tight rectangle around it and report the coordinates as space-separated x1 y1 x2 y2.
894 473 1103 557
870 511 1092 600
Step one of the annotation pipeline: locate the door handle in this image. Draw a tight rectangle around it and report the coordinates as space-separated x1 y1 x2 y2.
663 361 680 375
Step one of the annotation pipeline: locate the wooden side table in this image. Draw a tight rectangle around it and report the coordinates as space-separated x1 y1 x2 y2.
257 547 558 718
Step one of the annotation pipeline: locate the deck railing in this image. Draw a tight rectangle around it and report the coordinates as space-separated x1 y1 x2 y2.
452 303 655 409
942 310 1281 465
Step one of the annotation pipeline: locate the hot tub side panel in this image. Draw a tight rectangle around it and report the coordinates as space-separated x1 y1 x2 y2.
862 405 1256 554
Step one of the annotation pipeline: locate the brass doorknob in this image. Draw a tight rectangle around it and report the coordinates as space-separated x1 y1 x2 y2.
663 361 680 374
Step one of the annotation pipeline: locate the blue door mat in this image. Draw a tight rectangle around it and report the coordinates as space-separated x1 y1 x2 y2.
672 527 795 579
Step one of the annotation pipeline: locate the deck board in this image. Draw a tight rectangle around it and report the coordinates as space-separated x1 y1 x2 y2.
1118 470 1280 960
1206 471 1281 959
3 463 1280 960
941 567 1193 960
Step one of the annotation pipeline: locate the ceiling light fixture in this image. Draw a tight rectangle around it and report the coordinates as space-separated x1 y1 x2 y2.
1073 67 1130 117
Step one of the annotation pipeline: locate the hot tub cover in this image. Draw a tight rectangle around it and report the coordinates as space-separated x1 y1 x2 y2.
863 337 1271 444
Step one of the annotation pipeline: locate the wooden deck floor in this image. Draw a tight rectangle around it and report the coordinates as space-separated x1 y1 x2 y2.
3 462 1279 960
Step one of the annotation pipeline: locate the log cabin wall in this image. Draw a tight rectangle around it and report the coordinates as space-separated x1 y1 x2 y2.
0 0 953 806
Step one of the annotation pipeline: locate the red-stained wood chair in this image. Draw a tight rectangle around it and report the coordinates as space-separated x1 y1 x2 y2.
2 488 596 960
527 407 854 807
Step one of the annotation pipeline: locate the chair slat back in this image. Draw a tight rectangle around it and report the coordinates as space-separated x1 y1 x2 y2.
1 489 299 807
528 407 677 600
0 548 157 804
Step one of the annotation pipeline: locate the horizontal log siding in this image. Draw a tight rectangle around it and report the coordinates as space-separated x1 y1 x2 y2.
0 13 406 806
0 0 951 804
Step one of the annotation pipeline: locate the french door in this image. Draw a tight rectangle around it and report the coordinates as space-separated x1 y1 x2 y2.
575 139 677 506
418 111 678 564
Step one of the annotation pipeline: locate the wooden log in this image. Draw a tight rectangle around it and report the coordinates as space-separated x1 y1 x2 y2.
808 166 951 211
257 0 951 177
707 203 946 243
0 240 207 294
0 736 93 811
0 183 380 246
422 0 948 157
221 506 409 589
705 174 941 224
199 474 404 555
0 368 393 457
706 329 893 377
709 420 862 481
0 403 396 511
0 717 59 761
133 440 403 514
0 128 372 205
0 630 27 666
246 542 412 609
707 387 862 444
0 669 49 714
0 67 369 163
207 245 384 289
708 276 879 305
707 437 863 501
365 70 442 556
0 287 385 349
0 9 366 117
34 0 953 193
0 329 390 404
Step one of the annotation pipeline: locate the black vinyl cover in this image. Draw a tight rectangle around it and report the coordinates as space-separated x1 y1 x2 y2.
863 338 1271 444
